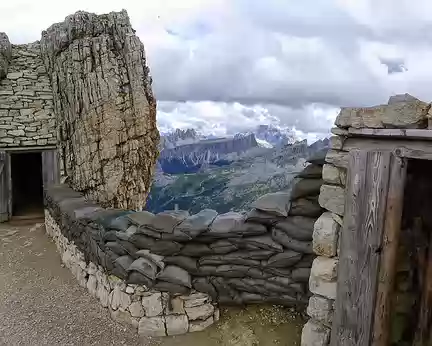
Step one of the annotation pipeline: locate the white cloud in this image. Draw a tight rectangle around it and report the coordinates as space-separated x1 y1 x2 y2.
2 0 432 137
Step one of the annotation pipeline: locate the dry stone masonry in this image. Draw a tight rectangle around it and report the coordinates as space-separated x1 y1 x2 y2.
0 10 159 210
300 93 432 346
40 11 160 210
44 154 326 336
45 211 219 336
0 37 56 148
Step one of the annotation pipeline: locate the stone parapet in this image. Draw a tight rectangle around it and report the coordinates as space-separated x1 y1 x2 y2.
45 211 219 336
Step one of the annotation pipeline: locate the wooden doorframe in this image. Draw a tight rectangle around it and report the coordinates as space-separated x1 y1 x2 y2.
0 147 60 223
331 145 432 346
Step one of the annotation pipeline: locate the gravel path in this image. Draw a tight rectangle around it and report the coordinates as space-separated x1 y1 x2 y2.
0 221 150 346
0 221 304 346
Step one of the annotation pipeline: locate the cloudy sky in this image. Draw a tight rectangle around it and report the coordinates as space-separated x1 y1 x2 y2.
2 0 431 141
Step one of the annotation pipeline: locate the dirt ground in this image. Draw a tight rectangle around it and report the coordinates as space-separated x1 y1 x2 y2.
0 221 304 346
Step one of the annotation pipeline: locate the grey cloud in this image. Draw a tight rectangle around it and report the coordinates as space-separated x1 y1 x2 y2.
144 0 418 110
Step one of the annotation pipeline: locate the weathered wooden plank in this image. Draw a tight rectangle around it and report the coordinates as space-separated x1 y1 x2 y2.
330 150 392 346
393 146 432 161
348 128 432 140
41 149 60 188
371 155 407 346
0 151 10 222
342 138 432 158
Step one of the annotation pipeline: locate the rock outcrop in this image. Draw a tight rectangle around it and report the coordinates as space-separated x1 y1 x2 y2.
39 10 159 210
0 33 11 79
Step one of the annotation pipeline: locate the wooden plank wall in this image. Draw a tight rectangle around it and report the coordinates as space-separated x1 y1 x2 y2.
330 150 392 346
372 155 407 346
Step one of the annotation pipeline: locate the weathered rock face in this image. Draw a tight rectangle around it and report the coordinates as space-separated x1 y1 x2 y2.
0 42 56 147
40 10 159 210
0 33 11 79
335 94 431 129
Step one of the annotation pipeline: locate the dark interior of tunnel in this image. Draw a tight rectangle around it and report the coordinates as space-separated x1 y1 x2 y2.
391 158 432 345
11 151 44 217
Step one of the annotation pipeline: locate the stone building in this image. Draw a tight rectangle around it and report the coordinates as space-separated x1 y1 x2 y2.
0 10 159 222
0 38 58 220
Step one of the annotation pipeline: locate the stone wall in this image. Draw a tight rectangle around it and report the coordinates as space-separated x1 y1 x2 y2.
300 94 432 346
44 156 325 336
45 211 220 336
40 10 160 210
0 40 56 148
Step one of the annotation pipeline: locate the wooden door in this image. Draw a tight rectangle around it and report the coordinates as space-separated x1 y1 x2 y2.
330 150 407 346
0 151 11 222
41 149 60 188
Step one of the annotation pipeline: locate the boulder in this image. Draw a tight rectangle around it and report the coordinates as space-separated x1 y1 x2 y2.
251 192 291 217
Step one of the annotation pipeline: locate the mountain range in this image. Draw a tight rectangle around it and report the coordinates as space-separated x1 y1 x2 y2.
146 126 329 214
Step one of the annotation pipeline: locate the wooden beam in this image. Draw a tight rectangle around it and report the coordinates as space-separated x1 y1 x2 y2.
331 150 392 346
393 147 432 161
348 128 432 141
371 155 407 346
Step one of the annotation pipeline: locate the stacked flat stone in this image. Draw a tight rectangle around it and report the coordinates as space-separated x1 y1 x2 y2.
0 40 56 147
45 211 219 337
44 154 325 311
301 94 430 346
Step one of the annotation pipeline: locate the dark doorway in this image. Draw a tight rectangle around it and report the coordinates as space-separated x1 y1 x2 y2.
390 158 432 345
10 151 44 217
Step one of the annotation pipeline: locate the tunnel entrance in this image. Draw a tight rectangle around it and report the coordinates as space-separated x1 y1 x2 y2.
10 151 44 217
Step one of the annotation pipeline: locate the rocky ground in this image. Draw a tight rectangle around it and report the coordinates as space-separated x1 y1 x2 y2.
0 221 304 346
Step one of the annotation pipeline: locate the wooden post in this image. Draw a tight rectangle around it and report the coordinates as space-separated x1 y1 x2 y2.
372 155 407 346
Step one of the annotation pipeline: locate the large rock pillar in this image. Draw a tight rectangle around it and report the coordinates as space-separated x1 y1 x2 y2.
40 10 159 210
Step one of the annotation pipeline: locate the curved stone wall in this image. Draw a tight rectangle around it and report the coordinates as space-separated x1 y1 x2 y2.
45 211 219 336
44 155 325 336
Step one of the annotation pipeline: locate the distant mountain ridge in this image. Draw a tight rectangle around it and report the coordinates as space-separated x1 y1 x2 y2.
147 137 330 214
158 133 259 174
157 125 300 174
